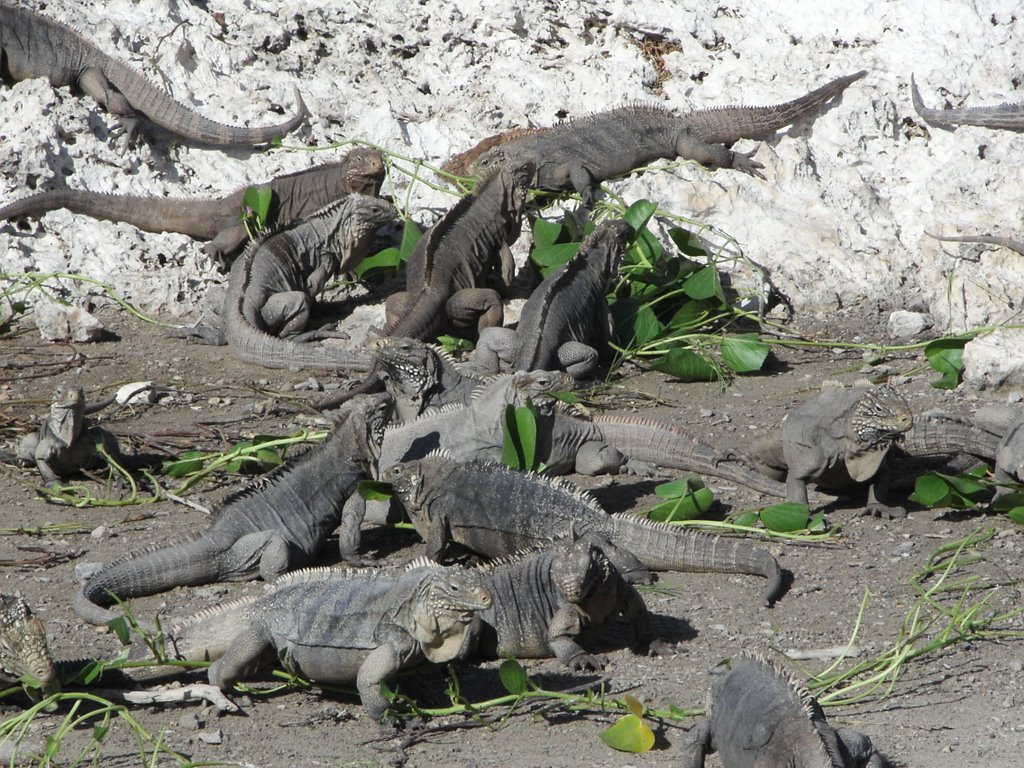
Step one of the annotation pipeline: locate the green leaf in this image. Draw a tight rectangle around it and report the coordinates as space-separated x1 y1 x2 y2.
399 218 423 261
623 198 658 232
532 217 565 249
498 658 528 694
160 451 206 477
623 694 645 718
550 390 580 405
666 300 708 332
107 616 130 646
93 724 109 742
437 335 474 354
354 246 402 278
720 335 769 373
667 227 710 259
993 492 1024 512
652 348 718 382
610 298 664 349
358 480 393 501
759 502 811 532
599 713 655 753
81 660 103 685
648 478 715 522
925 337 966 389
242 184 273 230
808 511 827 532
501 403 538 471
531 242 580 269
731 511 759 527
45 735 60 759
628 229 664 267
1007 506 1024 526
682 266 725 302
909 473 953 507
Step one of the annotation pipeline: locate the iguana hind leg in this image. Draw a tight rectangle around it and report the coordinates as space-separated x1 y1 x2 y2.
446 288 503 335
557 341 599 380
261 290 313 337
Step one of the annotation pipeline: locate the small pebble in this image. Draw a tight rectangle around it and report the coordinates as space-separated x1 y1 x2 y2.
90 525 111 540
198 730 223 745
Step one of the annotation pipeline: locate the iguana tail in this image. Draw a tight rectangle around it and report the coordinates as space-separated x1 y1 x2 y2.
898 413 1000 460
225 319 373 371
685 70 867 144
592 415 790 497
610 517 783 606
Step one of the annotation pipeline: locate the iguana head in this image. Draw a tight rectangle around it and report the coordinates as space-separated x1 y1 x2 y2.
342 147 387 197
318 193 398 273
48 384 87 446
844 387 913 483
550 533 615 608
510 370 573 408
381 459 431 513
374 336 442 404
589 219 633 283
0 594 56 684
409 566 492 663
340 392 394 471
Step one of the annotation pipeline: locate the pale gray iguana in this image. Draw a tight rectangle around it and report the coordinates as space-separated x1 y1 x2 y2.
911 74 1024 132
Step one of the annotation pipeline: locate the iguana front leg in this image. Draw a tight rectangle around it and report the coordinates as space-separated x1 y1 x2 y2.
860 463 906 519
356 644 403 725
472 326 520 374
678 718 713 768
574 440 663 477
208 623 274 689
546 605 605 671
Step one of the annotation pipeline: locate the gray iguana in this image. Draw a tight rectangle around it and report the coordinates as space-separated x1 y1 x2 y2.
383 454 785 606
911 74 1024 131
0 3 306 146
72 393 393 626
383 161 534 341
926 231 1024 259
473 534 659 670
472 219 631 379
12 384 137 486
0 149 386 266
681 652 884 768
151 561 492 725
171 194 396 371
750 385 914 518
447 70 867 204
0 593 57 686
973 404 1024 500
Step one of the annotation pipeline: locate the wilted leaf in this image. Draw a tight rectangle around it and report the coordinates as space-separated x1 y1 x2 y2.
623 694 645 717
599 713 655 753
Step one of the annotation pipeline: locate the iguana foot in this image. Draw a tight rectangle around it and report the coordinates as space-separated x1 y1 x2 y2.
640 639 676 657
731 148 766 179
620 458 669 478
860 503 907 520
568 653 607 672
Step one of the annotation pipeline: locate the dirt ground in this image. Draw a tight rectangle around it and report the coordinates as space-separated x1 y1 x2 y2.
1 302 1022 768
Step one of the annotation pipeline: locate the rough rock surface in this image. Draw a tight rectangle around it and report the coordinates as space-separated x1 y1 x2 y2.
1 0 1022 330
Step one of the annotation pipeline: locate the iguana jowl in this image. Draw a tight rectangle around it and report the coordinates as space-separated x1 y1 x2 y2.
0 3 306 145
152 562 492 724
383 454 784 606
173 194 396 371
73 393 393 626
681 652 884 767
447 70 867 203
0 149 386 266
473 219 631 379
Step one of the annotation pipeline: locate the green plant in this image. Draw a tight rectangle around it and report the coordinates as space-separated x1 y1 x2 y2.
241 184 273 238
730 502 827 534
645 477 715 522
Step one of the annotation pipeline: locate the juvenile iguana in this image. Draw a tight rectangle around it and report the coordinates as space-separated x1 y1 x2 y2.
750 385 914 518
383 454 785 606
0 593 56 685
73 393 393 626
153 561 492 725
12 384 138 486
472 219 631 379
911 74 1024 131
383 161 535 340
447 70 867 203
473 534 659 670
0 148 386 266
926 231 1024 258
0 3 306 146
681 653 884 767
171 194 395 371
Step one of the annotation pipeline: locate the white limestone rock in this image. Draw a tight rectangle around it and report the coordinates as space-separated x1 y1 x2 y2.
963 329 1024 391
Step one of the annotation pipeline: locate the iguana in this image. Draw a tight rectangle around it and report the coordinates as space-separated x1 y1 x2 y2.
680 652 884 767
473 534 659 670
973 405 1024 499
0 593 56 685
12 384 144 486
170 194 395 371
72 393 393 627
151 561 492 725
447 70 867 204
383 454 785 606
911 74 1024 131
0 3 306 146
750 385 914 518
472 219 631 379
0 148 386 266
383 161 535 341
926 231 1024 258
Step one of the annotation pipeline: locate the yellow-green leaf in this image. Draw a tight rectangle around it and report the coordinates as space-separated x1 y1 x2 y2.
599 713 655 753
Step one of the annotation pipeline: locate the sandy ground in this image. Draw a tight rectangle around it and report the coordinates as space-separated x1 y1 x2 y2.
0 304 1022 768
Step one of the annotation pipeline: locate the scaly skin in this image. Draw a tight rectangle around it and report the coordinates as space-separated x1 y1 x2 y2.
0 3 306 145
0 148 387 265
72 393 393 626
0 593 56 684
911 75 1024 131
926 231 1024 258
155 562 492 725
454 71 867 203
384 455 784 606
681 653 884 768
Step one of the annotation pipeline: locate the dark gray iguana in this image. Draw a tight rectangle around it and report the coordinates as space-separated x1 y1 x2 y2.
0 593 57 686
383 161 535 341
0 3 306 146
72 393 394 626
171 194 396 371
383 454 785 606
473 534 660 670
0 148 386 266
680 652 884 768
911 74 1024 131
750 385 914 518
448 70 867 204
472 219 631 379
150 561 492 725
